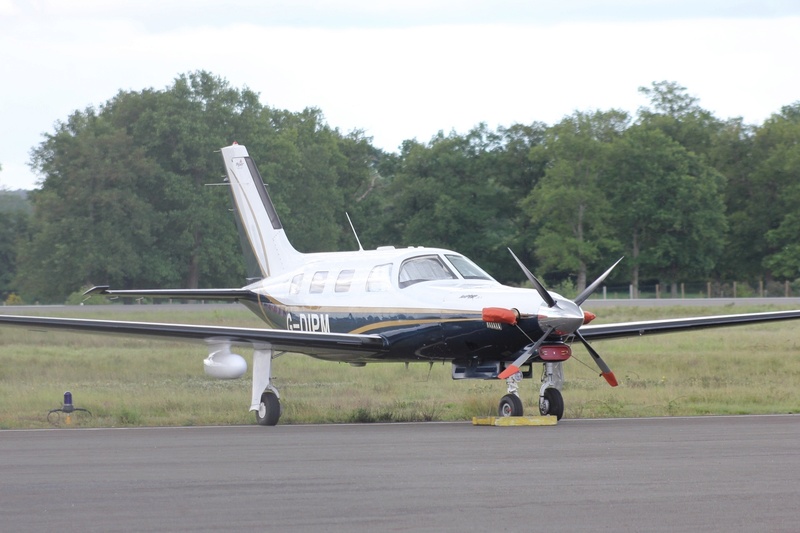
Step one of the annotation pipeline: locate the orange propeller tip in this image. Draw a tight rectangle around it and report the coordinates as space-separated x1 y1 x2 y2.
602 371 618 387
498 365 520 380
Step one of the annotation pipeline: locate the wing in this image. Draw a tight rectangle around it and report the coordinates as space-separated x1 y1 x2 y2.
580 310 800 341
0 314 386 360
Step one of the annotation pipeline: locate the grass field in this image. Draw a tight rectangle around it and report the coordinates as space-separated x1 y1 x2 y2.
1 303 799 429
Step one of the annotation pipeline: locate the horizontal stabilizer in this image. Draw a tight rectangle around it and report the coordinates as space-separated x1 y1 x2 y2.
84 286 253 302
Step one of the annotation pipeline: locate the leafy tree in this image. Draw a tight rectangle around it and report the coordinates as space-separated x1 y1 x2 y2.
372 124 537 281
707 118 759 279
21 112 164 301
522 111 627 291
17 72 800 302
104 71 264 289
484 122 549 279
608 125 727 295
0 189 31 214
0 210 28 299
19 71 378 302
638 81 722 157
0 187 30 299
754 103 800 280
250 108 349 253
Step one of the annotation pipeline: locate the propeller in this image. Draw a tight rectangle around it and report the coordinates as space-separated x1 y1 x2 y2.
574 257 624 306
496 251 622 386
508 248 555 308
574 330 618 386
497 326 555 379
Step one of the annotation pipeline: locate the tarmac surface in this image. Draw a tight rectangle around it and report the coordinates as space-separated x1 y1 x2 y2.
2 415 799 532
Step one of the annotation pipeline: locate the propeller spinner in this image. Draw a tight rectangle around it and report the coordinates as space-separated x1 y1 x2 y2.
495 251 622 385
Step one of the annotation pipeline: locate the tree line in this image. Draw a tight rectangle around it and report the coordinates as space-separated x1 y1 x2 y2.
1 72 799 304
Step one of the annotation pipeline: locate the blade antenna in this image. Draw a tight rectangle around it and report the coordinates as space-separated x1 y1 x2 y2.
346 212 364 251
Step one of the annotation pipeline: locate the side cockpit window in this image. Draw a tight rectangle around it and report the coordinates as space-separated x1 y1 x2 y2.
366 264 392 292
399 255 457 288
445 254 493 281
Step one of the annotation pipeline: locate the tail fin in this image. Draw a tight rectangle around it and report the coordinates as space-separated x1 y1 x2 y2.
221 143 302 280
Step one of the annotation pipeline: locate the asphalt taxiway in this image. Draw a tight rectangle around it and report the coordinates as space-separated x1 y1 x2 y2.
2 415 799 532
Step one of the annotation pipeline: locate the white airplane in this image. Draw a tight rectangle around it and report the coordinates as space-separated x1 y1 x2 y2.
3 142 800 426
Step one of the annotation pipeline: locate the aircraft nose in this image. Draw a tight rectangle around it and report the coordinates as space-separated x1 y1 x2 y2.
537 298 584 335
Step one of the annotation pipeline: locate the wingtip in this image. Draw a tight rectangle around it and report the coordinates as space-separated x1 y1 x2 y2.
83 285 110 296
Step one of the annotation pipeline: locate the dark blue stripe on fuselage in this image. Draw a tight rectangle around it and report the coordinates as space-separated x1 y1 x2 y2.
243 299 545 363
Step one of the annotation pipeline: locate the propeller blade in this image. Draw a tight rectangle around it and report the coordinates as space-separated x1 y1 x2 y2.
573 257 624 306
575 331 618 386
508 248 556 308
498 326 555 380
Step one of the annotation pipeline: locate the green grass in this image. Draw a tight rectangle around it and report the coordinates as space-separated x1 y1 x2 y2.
2 303 800 428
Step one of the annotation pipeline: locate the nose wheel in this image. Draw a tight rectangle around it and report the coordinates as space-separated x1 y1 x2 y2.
498 394 524 417
540 387 564 420
495 362 565 419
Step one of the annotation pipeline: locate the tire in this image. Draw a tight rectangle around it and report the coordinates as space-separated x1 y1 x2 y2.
255 391 281 426
541 388 564 420
498 394 524 417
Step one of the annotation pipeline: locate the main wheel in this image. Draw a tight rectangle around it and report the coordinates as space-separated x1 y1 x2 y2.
540 388 564 420
255 391 281 426
498 394 524 417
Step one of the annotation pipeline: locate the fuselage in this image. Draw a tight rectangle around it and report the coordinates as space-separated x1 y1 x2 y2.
238 245 562 364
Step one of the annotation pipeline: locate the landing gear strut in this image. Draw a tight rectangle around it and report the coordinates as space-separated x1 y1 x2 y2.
251 346 282 426
496 362 565 419
539 362 564 420
498 371 524 417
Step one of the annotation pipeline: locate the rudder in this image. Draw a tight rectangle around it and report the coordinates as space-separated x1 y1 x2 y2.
220 143 302 280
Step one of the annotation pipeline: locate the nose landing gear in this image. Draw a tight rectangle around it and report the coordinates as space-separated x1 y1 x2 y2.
538 362 564 420
498 370 524 416
496 362 565 420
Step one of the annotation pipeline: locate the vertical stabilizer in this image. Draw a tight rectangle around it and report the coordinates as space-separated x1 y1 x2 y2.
221 143 302 279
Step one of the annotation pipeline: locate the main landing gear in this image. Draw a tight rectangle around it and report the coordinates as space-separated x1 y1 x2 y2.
251 346 282 426
497 362 565 420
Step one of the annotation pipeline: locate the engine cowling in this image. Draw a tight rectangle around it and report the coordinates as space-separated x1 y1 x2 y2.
204 350 247 379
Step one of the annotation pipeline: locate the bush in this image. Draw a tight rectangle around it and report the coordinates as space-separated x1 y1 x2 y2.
4 293 23 305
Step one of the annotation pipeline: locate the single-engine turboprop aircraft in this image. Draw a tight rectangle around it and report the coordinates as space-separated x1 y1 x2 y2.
3 142 800 426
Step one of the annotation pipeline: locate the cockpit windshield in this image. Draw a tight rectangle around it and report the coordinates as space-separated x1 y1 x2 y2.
445 254 494 280
399 255 457 288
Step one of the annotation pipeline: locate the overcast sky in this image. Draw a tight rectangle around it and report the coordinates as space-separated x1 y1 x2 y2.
1 0 799 190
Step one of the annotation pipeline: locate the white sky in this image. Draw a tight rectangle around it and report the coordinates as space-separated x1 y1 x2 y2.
1 0 799 190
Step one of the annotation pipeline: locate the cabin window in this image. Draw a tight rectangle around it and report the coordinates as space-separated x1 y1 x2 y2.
335 269 355 293
290 273 303 295
399 255 457 288
445 254 494 280
366 263 392 292
310 271 328 293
